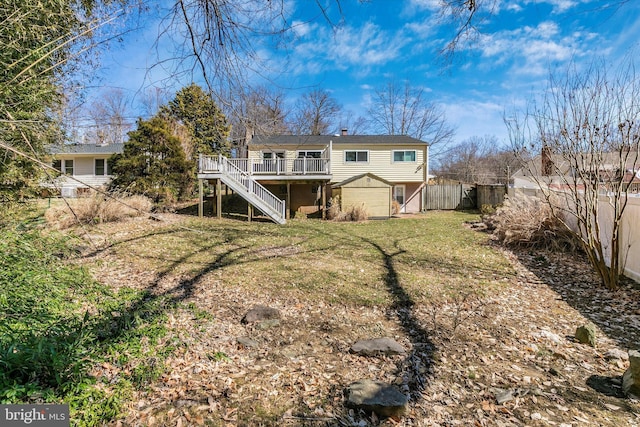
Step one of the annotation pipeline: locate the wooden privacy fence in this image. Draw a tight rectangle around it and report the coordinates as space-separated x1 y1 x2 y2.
425 184 476 210
425 184 506 210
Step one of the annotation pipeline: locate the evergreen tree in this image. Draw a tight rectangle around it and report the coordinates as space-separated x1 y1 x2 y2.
0 0 128 200
162 84 231 158
110 117 192 203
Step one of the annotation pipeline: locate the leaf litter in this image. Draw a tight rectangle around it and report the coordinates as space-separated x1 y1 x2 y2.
70 214 640 426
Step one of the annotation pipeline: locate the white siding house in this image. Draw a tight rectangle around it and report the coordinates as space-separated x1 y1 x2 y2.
45 143 124 196
198 132 429 220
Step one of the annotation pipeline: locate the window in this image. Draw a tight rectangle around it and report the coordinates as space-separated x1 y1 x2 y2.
393 150 416 162
53 159 62 172
95 159 105 175
297 150 322 158
64 159 74 175
345 150 368 163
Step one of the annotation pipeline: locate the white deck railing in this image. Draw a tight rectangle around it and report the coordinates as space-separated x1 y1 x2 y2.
199 156 331 176
199 155 286 222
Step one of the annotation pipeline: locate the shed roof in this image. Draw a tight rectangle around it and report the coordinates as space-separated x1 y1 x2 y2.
332 173 394 188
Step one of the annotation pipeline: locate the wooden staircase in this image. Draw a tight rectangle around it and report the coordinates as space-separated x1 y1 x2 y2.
200 155 286 224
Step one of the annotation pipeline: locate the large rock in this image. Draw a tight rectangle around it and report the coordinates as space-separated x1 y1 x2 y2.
345 379 408 417
623 350 640 397
351 338 406 356
575 323 597 347
241 305 281 324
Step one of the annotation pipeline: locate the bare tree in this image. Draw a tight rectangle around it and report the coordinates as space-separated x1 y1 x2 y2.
506 60 640 290
291 89 342 135
138 86 172 119
227 85 291 155
87 88 132 145
337 111 370 135
367 80 455 158
436 135 519 183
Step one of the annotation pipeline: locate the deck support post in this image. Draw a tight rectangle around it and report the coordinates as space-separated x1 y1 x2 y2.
198 179 203 218
286 182 291 220
248 204 253 222
322 182 327 220
216 179 222 219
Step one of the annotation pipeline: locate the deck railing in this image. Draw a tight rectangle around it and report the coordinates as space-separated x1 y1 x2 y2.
199 156 330 176
199 155 286 222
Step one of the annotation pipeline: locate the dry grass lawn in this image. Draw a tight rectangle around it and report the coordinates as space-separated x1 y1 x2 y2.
63 209 640 426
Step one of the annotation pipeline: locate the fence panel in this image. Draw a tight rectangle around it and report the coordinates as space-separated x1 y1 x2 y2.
425 184 476 210
476 184 507 207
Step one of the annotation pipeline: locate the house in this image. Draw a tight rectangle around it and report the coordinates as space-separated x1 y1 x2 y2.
45 143 124 197
197 131 429 223
511 148 640 197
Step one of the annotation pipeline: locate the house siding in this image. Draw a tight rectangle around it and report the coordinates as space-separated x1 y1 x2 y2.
330 144 426 183
49 155 114 189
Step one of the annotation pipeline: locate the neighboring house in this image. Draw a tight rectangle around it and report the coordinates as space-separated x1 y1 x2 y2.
197 131 429 223
511 148 640 196
45 143 124 197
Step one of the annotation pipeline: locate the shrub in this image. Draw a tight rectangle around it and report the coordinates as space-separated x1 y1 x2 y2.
45 192 152 229
480 203 496 215
391 200 401 215
327 196 341 220
329 201 369 222
483 195 579 251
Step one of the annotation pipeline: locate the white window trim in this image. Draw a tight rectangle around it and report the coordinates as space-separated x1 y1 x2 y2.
296 150 322 158
344 150 369 164
64 159 74 175
95 158 106 176
392 150 417 163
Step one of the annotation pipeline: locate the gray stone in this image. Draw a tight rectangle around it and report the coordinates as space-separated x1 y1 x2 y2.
575 323 597 347
237 337 259 348
538 330 562 344
345 379 408 417
623 350 640 397
605 348 629 361
241 305 281 324
351 337 406 356
495 389 514 404
257 319 281 329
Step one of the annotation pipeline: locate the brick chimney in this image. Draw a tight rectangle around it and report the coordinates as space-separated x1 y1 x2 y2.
341 128 348 136
541 145 553 176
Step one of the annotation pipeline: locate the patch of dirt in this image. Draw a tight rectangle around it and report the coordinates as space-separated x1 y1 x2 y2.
76 216 640 426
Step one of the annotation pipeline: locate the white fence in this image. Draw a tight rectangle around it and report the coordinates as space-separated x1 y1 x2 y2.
607 196 640 282
509 187 640 283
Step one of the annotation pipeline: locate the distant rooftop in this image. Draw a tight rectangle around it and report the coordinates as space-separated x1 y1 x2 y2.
48 143 124 155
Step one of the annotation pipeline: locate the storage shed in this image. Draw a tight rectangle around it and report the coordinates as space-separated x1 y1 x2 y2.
332 173 393 218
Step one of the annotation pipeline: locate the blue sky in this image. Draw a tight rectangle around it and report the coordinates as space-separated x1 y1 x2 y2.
92 0 640 147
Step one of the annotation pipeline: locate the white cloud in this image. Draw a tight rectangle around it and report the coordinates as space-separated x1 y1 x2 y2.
474 21 597 76
517 0 593 13
328 22 406 66
286 20 411 78
404 0 442 13
290 20 315 38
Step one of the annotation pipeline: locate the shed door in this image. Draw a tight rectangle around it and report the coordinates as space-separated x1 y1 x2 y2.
343 187 390 218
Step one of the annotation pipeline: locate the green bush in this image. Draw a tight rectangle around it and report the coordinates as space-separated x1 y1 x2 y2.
0 221 173 425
